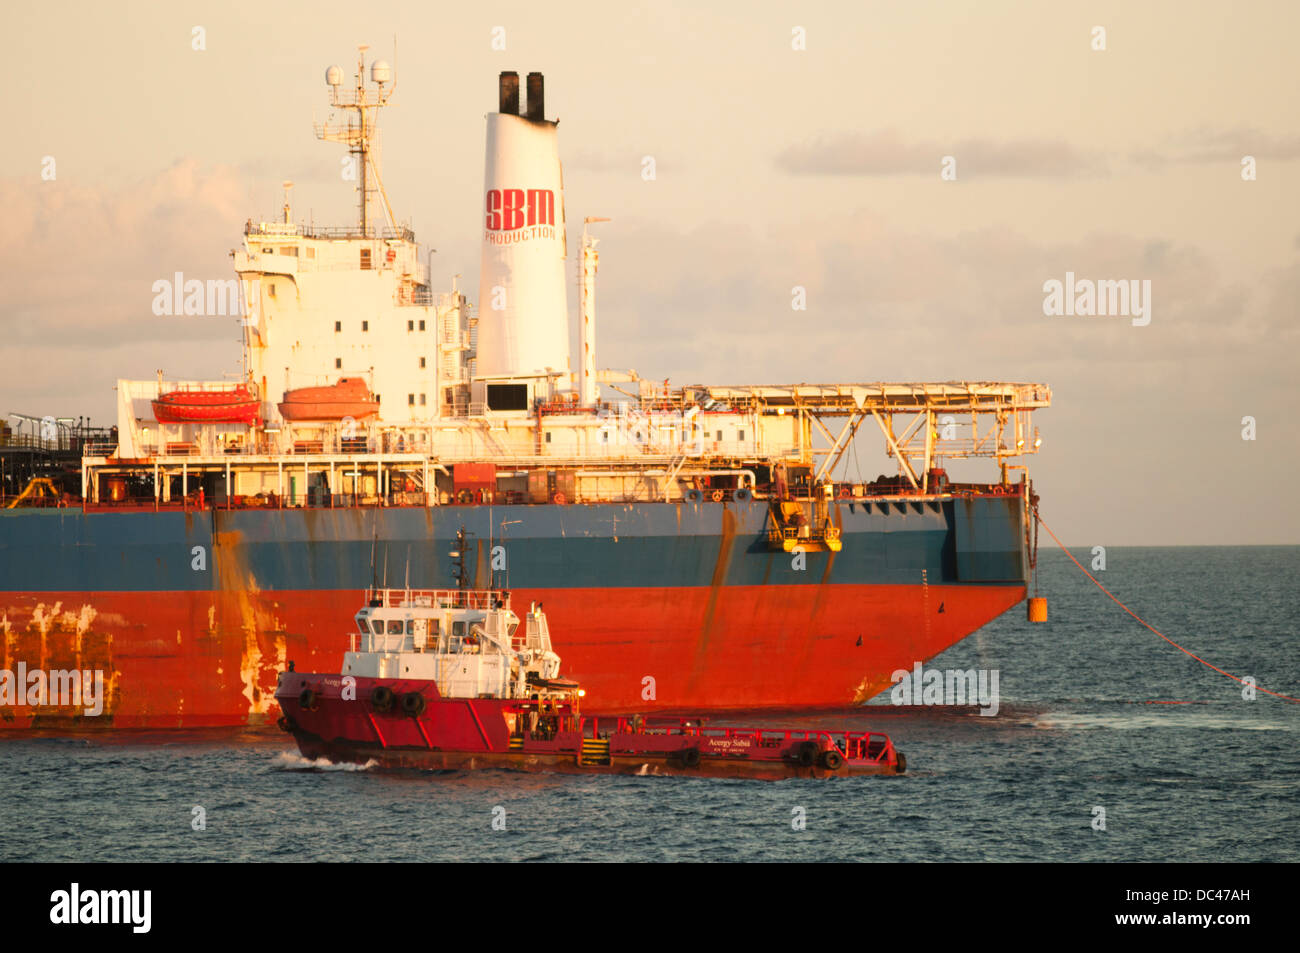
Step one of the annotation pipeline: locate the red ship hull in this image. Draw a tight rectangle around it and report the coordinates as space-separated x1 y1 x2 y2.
0 582 1022 731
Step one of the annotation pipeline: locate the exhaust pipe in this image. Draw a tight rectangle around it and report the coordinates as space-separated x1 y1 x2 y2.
525 72 544 120
499 71 519 115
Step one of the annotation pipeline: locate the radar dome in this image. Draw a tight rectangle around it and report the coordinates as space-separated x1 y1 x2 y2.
325 65 342 87
370 60 391 84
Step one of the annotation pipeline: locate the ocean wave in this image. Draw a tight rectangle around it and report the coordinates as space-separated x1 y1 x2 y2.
270 751 377 772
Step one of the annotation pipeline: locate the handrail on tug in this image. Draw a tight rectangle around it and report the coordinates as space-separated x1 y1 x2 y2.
600 718 894 762
365 587 508 609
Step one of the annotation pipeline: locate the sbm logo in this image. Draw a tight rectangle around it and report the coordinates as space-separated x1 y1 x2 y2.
485 188 555 230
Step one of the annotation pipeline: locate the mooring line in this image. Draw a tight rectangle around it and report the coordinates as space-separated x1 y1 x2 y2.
1032 507 1299 704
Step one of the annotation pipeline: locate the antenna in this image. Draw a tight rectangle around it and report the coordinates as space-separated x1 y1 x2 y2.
369 530 378 593
450 525 472 602
579 217 611 407
316 44 398 235
498 518 521 589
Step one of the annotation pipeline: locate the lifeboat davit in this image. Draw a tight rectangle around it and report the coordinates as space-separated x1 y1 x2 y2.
278 377 379 421
152 383 261 425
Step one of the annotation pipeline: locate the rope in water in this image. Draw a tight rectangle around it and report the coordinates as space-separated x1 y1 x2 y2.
1031 506 1299 704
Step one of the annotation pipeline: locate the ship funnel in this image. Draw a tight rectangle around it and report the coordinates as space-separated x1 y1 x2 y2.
478 71 569 388
525 72 544 121
499 71 520 115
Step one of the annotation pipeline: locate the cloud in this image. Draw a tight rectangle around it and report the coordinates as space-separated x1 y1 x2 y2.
779 125 1300 179
1131 126 1300 170
775 129 1107 178
0 160 255 420
594 214 1295 390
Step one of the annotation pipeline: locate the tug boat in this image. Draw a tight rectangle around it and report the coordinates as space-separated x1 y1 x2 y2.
275 574 907 780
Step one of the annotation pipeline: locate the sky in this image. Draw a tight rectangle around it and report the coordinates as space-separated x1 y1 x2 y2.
3 1 1297 545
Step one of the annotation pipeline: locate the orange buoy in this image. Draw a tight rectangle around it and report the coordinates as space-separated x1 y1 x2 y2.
1027 596 1048 623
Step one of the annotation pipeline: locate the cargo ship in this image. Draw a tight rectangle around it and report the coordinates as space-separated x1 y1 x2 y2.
275 547 906 779
0 49 1050 732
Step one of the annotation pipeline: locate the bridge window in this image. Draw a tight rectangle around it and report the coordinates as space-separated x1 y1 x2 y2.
335 321 341 332
370 621 384 635
486 383 528 411
387 620 405 634
419 357 426 368
419 320 426 331
453 621 466 638
408 320 414 331
362 320 369 332
335 358 342 369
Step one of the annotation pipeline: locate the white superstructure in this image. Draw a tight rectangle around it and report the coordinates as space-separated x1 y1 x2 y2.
344 587 562 700
87 49 1049 512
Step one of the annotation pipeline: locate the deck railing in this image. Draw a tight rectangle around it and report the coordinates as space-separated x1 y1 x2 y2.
365 588 506 610
603 719 895 761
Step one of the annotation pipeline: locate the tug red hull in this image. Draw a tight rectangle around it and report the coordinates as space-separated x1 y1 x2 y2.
275 672 906 780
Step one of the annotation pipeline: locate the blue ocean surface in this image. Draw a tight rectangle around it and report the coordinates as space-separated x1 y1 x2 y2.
2 546 1296 862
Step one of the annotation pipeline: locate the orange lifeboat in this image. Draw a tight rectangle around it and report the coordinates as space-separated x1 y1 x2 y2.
152 383 261 425
278 377 380 422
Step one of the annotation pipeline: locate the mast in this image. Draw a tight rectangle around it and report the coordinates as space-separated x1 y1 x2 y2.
317 45 397 235
450 526 472 604
579 217 610 407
